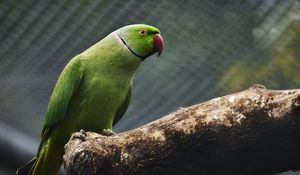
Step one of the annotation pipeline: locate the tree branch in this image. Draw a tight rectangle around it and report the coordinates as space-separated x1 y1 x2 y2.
63 85 300 175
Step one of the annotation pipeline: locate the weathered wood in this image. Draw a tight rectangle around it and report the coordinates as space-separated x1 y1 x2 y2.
63 85 300 175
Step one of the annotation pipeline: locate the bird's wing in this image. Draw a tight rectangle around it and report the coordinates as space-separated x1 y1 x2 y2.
113 87 131 126
45 58 83 126
37 58 83 153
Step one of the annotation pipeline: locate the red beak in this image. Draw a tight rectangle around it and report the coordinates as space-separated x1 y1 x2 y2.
153 34 164 57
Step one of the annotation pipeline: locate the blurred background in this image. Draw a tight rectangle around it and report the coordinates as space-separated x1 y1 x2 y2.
0 0 300 174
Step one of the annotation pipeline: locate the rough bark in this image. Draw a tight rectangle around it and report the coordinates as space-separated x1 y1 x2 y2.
63 85 300 175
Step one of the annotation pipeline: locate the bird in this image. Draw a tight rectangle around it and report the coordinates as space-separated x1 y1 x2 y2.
17 24 164 175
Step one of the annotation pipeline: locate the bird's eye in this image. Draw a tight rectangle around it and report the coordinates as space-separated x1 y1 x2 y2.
139 29 147 35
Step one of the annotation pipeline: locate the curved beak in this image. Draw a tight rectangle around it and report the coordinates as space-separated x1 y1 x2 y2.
153 34 164 57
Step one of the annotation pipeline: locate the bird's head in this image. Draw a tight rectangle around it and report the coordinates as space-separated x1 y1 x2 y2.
114 24 164 61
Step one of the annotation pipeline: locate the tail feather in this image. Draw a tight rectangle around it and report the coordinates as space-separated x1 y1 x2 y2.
16 148 46 175
16 157 36 175
30 150 45 175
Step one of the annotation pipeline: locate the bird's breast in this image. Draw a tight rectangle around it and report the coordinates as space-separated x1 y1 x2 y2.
67 72 131 131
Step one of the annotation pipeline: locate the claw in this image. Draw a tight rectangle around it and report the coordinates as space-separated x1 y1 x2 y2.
101 129 116 136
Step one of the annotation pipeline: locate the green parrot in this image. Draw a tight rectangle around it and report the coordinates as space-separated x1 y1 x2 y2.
17 24 164 175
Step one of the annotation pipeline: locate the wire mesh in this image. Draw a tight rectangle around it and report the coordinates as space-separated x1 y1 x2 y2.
0 0 299 174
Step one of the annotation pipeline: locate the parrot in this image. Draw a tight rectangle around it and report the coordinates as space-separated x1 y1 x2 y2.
16 24 164 175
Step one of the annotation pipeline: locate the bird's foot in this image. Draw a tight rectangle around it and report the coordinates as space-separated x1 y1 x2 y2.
72 129 87 141
101 129 116 136
80 129 86 135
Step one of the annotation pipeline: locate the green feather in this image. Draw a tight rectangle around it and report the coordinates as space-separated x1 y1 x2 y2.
45 57 83 126
113 88 131 125
17 24 162 175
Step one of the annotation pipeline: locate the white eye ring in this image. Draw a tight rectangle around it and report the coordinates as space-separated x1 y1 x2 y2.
139 29 147 35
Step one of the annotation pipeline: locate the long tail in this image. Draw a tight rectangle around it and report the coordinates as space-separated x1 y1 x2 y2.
17 125 68 175
16 148 46 175
17 137 65 175
16 157 36 175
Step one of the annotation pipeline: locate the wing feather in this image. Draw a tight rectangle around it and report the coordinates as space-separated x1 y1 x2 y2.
113 88 131 126
45 58 83 126
37 57 83 154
